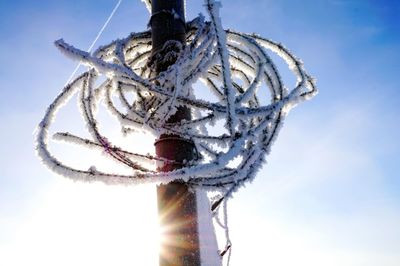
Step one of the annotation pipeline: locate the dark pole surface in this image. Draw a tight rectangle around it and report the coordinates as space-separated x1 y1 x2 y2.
150 1 201 265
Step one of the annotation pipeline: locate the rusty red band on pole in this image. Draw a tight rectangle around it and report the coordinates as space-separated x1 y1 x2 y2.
150 0 201 265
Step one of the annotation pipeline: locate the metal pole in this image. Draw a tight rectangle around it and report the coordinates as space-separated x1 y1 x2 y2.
150 1 201 265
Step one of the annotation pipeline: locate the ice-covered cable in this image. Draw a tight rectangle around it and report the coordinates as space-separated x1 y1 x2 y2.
36 1 317 190
65 0 123 85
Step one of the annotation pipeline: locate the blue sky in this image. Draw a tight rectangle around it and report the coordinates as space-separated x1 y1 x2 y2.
1 0 399 265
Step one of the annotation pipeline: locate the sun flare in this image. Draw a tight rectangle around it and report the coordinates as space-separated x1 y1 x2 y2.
3 180 161 266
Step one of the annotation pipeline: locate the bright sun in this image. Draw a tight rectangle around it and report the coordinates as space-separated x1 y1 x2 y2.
4 181 161 266
5 129 162 266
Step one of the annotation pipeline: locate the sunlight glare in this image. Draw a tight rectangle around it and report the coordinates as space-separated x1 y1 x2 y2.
4 130 161 266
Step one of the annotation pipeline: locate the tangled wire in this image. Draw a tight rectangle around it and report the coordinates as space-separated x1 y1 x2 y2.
35 1 317 262
36 0 316 198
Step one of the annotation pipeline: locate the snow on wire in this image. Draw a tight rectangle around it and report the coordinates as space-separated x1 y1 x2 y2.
36 0 317 196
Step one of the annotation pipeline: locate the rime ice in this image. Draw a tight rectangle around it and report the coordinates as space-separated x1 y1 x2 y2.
36 0 317 205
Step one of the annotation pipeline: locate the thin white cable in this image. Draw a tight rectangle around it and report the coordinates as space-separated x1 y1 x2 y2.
65 0 123 85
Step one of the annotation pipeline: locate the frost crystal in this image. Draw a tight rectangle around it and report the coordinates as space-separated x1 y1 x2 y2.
36 0 317 199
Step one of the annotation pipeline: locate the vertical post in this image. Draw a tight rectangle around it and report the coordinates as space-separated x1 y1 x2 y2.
150 1 201 265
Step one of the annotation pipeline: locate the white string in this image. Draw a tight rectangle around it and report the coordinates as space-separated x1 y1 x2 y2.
65 0 124 85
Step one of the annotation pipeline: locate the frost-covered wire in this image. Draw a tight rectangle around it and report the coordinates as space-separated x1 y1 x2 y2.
35 1 317 264
36 0 317 206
